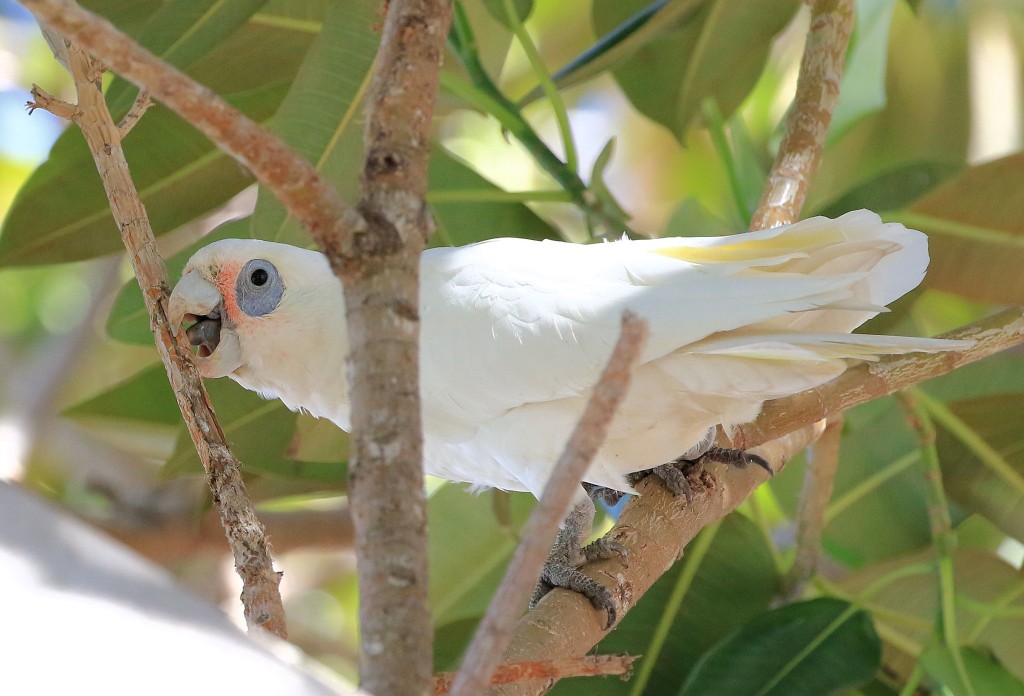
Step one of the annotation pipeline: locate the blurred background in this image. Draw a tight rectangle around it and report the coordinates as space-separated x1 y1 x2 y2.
2 0 1024 693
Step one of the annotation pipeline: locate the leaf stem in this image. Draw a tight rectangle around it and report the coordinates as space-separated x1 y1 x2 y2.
501 0 578 173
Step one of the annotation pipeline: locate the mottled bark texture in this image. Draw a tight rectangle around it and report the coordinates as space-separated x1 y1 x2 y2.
344 2 452 695
749 0 855 231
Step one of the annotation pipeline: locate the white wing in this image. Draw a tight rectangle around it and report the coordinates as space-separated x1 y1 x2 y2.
420 210 940 438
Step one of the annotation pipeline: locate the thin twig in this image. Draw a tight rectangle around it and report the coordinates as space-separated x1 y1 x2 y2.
19 0 366 267
28 41 286 638
434 655 637 694
451 313 649 696
117 88 150 137
782 414 843 600
749 0 855 231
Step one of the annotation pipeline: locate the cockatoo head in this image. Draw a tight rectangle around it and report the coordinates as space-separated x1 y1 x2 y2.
167 239 345 388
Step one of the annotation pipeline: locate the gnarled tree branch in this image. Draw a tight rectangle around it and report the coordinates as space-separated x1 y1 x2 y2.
27 39 286 637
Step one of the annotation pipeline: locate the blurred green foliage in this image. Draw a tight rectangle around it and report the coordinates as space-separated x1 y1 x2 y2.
2 0 1024 693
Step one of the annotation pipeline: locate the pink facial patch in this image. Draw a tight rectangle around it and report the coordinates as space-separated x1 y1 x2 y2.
217 261 242 323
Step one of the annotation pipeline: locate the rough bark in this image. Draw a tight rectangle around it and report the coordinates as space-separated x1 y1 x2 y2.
749 0 856 231
344 2 452 694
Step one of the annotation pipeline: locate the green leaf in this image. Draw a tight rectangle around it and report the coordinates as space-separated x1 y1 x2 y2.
933 393 1024 542
552 514 779 695
428 148 561 246
813 161 962 218
827 0 897 145
679 598 881 696
592 0 798 139
430 487 534 627
838 548 1024 683
0 84 286 267
481 0 533 27
521 0 702 105
806 1 969 213
891 153 1024 304
250 0 380 245
921 643 1024 696
107 218 252 344
63 363 180 425
163 377 299 478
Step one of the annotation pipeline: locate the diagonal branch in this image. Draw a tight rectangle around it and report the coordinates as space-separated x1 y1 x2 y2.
27 41 286 637
452 314 649 696
20 0 365 267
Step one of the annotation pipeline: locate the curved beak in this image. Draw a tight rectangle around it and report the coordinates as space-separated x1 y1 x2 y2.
167 270 244 378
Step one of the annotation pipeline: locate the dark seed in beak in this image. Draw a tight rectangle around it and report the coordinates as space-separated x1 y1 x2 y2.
186 317 222 358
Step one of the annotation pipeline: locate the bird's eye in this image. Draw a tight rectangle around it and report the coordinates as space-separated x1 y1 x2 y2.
236 259 284 317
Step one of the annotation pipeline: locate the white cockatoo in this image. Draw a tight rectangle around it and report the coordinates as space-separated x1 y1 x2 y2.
168 210 964 496
168 210 967 625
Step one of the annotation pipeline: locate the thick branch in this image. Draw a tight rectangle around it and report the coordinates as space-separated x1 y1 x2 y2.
493 426 823 696
28 42 286 637
20 0 365 264
343 2 452 695
749 0 855 230
452 315 649 696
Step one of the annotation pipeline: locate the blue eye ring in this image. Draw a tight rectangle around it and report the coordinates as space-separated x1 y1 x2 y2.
236 259 284 317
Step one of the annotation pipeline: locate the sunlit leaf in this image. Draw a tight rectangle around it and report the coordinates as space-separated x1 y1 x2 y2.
428 148 561 246
592 0 798 139
63 363 179 425
896 153 1024 304
250 0 379 246
0 84 286 266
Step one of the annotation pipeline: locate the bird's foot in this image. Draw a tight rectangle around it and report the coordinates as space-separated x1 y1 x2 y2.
630 446 773 503
531 496 621 630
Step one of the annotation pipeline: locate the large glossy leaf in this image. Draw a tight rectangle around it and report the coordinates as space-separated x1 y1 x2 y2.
771 398 932 568
428 148 561 246
430 487 534 629
839 549 1024 683
592 0 798 139
552 514 779 696
250 0 379 246
0 83 286 266
934 394 1024 542
0 1 326 267
63 362 180 425
678 598 881 696
163 377 300 478
895 153 1024 304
